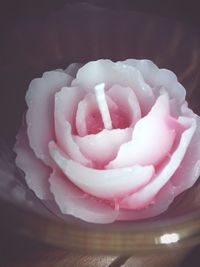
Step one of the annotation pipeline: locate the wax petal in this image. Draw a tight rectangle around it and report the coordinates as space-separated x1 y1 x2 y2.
14 127 52 199
74 128 132 166
171 106 200 196
123 59 186 104
49 141 154 200
107 94 176 169
76 93 118 136
75 95 89 137
107 85 141 126
122 59 158 87
120 116 196 209
54 86 92 166
117 181 175 221
75 93 98 137
65 63 83 77
72 59 155 114
26 71 72 165
49 171 118 224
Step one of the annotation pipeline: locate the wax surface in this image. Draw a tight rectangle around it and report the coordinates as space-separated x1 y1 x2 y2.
14 59 200 223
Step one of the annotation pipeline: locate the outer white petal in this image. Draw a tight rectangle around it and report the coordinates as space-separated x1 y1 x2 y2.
120 116 196 209
49 141 155 200
49 171 118 224
26 71 73 166
171 110 200 196
54 86 92 166
14 126 52 200
123 59 186 104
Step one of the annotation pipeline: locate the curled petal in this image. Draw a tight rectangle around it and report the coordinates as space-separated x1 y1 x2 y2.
55 86 85 131
76 93 118 136
117 181 175 221
107 94 178 168
120 116 196 210
74 128 132 166
49 171 118 224
72 59 155 114
14 127 52 199
26 71 72 165
54 86 92 166
75 94 89 137
49 141 155 200
107 85 141 126
171 114 200 196
75 93 99 137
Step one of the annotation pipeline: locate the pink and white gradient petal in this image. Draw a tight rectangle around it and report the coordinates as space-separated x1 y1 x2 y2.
75 94 90 137
117 181 175 221
74 128 132 166
49 141 155 200
171 113 200 196
75 92 118 136
49 171 118 224
26 71 72 166
54 86 92 166
120 117 196 210
107 85 141 126
107 94 178 169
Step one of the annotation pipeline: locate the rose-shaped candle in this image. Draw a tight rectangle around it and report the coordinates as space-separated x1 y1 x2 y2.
14 59 200 223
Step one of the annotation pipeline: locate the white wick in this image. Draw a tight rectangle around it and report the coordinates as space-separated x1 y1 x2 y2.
94 83 112 130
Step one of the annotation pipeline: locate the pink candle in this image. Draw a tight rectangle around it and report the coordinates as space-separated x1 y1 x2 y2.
14 59 200 224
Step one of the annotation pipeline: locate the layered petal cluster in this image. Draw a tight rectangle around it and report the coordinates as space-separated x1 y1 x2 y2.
14 59 200 223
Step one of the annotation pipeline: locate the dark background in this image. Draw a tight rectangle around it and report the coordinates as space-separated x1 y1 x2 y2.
0 0 200 144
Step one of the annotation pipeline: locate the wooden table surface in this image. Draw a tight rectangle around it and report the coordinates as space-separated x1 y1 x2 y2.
0 228 200 267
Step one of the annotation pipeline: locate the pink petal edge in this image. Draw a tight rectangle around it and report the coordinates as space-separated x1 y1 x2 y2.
49 141 155 200
49 170 118 224
120 116 196 210
171 106 200 196
117 181 175 221
74 128 132 166
107 94 177 169
54 86 92 166
26 71 72 166
107 84 141 126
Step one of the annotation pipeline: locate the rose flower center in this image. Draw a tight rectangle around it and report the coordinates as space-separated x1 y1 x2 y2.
86 83 130 135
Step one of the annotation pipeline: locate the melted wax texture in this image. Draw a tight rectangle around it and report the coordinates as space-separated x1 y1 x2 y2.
14 59 200 223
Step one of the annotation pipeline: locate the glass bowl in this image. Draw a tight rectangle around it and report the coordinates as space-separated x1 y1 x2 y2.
0 1 200 265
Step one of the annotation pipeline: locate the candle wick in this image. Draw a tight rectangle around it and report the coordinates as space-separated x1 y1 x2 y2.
94 83 112 130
